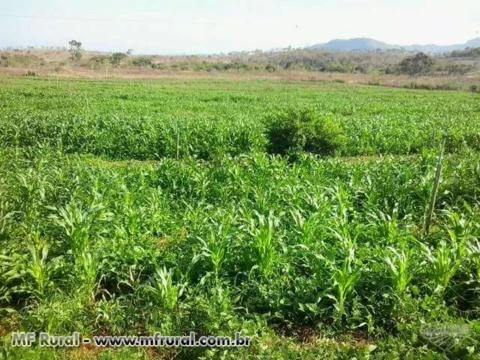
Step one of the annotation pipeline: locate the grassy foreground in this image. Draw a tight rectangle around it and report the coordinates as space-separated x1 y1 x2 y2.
0 77 480 359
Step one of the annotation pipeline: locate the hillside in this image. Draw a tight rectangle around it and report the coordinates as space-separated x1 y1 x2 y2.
309 37 480 53
310 38 391 51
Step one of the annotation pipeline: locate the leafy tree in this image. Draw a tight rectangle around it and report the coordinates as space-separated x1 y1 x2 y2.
398 52 434 76
68 40 82 61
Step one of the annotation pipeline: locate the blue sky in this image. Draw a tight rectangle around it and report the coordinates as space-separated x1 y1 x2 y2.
0 0 478 54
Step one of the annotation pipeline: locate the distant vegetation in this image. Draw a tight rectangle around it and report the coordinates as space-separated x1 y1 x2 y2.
450 47 480 58
81 48 479 77
0 41 479 94
1 39 479 78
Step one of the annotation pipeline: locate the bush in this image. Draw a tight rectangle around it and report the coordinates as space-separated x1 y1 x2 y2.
443 63 474 75
89 55 110 69
265 108 345 156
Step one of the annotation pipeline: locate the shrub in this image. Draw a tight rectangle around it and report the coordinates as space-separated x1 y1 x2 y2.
132 56 153 67
89 55 110 70
110 52 127 67
443 63 474 75
265 64 277 72
265 108 345 156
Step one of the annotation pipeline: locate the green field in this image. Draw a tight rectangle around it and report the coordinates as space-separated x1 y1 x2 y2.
1 77 480 359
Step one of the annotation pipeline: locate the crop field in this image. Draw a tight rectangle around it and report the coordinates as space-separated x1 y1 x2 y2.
1 77 480 359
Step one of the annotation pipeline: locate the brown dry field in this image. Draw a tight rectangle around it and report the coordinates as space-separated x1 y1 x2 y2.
1 48 479 90
1 65 479 91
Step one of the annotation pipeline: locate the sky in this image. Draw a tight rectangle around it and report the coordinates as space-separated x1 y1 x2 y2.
0 0 479 54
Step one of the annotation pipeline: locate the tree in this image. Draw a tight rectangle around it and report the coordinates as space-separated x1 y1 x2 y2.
110 52 127 67
68 40 82 61
398 52 434 76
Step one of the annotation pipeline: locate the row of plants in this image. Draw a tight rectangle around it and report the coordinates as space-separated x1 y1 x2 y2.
0 78 479 161
0 109 479 161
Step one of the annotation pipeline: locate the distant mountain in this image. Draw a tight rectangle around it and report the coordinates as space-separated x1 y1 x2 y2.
309 38 392 51
308 37 480 53
465 38 480 48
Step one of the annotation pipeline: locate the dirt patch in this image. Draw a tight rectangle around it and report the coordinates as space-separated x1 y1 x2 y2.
271 323 320 344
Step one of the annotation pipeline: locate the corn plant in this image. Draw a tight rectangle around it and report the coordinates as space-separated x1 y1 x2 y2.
196 231 228 282
330 248 360 319
325 221 363 320
0 251 29 304
468 240 480 281
328 185 352 227
422 211 470 295
26 240 50 299
424 211 471 294
424 138 446 235
330 262 360 318
0 200 16 237
145 266 183 312
250 210 278 277
49 198 112 252
95 297 127 335
76 251 99 303
384 246 413 296
423 241 461 295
